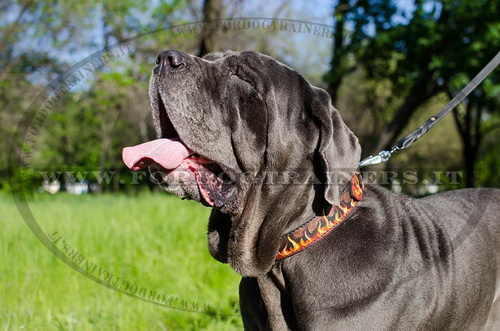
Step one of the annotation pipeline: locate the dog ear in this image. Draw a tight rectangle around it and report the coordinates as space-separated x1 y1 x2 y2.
310 87 361 206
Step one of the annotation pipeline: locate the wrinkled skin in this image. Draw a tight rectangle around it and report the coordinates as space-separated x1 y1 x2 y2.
142 50 500 330
148 50 360 275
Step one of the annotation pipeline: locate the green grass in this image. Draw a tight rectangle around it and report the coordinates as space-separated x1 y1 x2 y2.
0 192 243 330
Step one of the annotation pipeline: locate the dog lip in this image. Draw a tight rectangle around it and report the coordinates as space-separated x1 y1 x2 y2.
149 87 238 209
149 157 237 208
157 92 179 139
154 89 234 174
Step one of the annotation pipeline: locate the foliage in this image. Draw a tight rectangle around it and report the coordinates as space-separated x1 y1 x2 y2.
1 0 184 192
2 0 499 194
328 0 500 187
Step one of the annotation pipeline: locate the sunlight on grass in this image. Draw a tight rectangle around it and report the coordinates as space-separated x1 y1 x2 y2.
0 192 243 330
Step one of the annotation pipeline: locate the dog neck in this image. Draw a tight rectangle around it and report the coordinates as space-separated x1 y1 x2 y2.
211 169 364 277
275 171 364 260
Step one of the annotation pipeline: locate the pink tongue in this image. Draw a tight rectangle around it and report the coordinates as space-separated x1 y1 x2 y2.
122 138 191 171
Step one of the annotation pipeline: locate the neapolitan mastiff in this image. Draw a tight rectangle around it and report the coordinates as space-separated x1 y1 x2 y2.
123 50 500 330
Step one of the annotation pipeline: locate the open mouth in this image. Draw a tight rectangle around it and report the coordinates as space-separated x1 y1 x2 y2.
122 92 235 207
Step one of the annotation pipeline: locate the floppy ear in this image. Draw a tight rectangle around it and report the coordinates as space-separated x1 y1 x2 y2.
310 87 361 206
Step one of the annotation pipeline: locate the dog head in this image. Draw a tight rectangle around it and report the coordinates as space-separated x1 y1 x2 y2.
123 50 361 276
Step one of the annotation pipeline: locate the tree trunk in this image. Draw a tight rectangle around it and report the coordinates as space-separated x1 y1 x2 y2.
451 95 483 188
327 0 349 103
198 0 224 57
463 140 477 188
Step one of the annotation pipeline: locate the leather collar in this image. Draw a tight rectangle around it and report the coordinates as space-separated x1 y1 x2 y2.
276 171 364 260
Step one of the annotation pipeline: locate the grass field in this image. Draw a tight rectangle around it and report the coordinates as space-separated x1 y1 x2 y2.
0 192 244 330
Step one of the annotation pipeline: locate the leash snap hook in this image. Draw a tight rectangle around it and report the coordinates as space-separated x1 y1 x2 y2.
359 149 394 168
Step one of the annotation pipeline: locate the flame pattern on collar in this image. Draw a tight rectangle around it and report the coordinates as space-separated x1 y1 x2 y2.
276 171 364 261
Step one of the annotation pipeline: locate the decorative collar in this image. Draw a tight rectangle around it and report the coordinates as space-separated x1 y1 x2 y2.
276 170 364 261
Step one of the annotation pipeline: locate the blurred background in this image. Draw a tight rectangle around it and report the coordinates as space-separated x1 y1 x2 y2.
1 0 499 330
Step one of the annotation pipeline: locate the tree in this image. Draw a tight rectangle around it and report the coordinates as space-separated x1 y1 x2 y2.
327 0 500 187
2 0 183 191
450 74 500 187
325 0 397 103
360 0 499 154
198 0 224 56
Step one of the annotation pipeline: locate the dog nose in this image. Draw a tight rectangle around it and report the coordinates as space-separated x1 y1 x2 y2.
156 50 186 70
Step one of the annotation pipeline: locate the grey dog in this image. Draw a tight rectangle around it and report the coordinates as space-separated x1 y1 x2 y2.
122 50 500 330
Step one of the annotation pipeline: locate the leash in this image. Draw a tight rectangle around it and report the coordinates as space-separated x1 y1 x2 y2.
359 50 500 168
